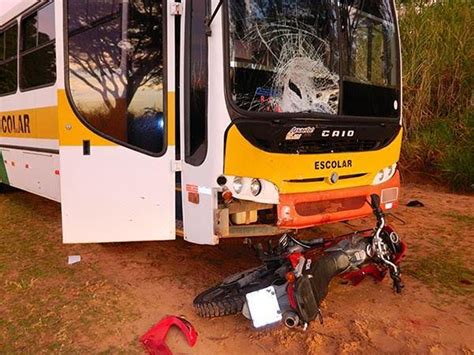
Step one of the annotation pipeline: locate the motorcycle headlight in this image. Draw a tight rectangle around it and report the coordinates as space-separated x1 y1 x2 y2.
372 164 397 185
233 177 244 194
250 179 262 196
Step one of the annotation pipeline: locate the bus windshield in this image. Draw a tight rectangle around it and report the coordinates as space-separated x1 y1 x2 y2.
228 0 400 118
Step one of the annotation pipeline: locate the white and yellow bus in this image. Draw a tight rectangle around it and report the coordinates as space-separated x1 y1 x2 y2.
0 0 402 245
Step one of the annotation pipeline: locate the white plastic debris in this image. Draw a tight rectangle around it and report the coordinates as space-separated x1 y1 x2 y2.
68 255 81 265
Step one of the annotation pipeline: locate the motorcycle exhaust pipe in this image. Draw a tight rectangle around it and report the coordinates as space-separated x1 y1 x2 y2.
283 311 300 329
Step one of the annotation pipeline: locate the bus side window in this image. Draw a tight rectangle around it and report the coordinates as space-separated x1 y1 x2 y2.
185 0 209 166
0 24 18 96
19 1 56 91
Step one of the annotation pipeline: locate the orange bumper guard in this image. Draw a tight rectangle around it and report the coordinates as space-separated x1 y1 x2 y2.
278 172 400 229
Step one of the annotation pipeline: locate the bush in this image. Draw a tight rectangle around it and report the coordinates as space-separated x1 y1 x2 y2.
398 0 473 191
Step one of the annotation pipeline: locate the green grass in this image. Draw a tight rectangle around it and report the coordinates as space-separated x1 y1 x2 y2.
406 254 474 296
403 112 474 190
398 0 474 192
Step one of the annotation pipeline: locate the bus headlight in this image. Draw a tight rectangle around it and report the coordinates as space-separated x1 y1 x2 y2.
250 179 262 196
373 164 397 185
233 177 244 194
222 176 279 204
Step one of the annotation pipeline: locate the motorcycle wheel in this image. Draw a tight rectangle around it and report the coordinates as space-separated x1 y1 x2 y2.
193 265 279 318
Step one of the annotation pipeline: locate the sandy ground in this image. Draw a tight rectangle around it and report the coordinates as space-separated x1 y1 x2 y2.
0 183 473 354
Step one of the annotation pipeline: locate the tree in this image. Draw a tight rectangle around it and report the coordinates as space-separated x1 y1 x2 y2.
69 0 163 115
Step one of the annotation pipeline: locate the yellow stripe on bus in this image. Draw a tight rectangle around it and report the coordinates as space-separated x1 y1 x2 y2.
2 90 176 147
58 90 177 147
0 106 58 139
58 90 116 147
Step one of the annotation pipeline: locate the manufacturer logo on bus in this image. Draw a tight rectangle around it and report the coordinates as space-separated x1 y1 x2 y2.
329 172 339 184
321 129 355 138
285 126 315 140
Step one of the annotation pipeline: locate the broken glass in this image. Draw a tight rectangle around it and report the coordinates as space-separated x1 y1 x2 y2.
228 0 399 117
229 0 340 114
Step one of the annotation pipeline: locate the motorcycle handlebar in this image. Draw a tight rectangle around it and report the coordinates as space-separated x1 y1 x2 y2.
370 194 384 221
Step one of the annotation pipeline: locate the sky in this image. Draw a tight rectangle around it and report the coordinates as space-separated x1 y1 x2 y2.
1 0 23 15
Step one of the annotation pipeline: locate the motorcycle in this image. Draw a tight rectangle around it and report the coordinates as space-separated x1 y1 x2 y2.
193 194 406 329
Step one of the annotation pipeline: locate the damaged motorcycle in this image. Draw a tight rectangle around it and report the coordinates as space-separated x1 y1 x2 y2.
194 194 406 329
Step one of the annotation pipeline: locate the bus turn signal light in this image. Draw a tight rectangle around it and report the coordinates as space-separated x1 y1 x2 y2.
222 189 233 202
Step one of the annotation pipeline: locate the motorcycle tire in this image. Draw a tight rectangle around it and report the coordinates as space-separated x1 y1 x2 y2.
193 284 246 318
193 265 278 318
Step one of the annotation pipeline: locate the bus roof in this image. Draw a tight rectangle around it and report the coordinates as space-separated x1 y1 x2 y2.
1 0 40 27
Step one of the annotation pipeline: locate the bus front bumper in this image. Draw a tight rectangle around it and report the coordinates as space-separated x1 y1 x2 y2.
277 172 400 229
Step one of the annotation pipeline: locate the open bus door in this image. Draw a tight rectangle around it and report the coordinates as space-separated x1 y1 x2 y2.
58 0 176 243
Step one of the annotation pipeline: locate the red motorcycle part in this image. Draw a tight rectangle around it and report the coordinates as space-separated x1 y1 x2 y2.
342 264 387 285
288 252 302 269
140 316 198 355
287 282 298 310
393 241 407 263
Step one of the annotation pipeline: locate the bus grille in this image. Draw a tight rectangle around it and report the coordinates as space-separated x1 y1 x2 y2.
278 139 380 154
295 196 367 216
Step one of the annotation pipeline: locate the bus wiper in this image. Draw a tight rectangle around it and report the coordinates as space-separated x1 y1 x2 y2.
205 0 224 36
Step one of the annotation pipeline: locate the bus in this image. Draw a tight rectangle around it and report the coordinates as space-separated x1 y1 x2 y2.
0 0 403 246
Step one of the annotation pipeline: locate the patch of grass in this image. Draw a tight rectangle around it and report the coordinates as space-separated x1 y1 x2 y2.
444 211 474 226
402 104 474 192
0 192 137 352
398 1 474 191
405 253 474 296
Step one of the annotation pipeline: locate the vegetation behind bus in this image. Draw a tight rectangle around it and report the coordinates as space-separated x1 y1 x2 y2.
398 0 473 192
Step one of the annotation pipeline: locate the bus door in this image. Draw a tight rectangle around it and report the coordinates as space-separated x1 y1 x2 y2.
179 0 229 245
59 0 176 243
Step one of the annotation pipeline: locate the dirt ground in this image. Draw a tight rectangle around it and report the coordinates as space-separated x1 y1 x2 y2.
0 183 473 354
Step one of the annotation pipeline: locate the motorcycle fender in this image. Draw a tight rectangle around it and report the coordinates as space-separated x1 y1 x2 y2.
294 275 320 323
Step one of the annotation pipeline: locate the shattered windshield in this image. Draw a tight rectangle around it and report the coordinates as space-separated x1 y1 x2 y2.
228 0 399 117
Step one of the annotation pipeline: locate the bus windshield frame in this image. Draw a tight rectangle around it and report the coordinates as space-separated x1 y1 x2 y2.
223 0 401 123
